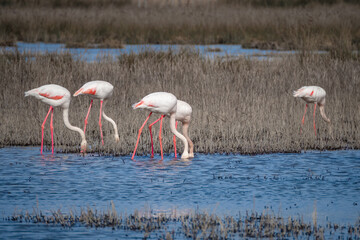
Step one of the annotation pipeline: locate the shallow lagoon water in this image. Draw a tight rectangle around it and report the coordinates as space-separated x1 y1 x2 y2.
4 42 295 61
0 147 359 238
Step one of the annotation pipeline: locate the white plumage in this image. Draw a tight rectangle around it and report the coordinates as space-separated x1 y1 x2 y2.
132 92 189 160
175 100 192 122
293 86 326 105
25 84 71 108
25 84 87 154
73 80 114 100
73 80 119 144
293 86 331 136
132 92 177 114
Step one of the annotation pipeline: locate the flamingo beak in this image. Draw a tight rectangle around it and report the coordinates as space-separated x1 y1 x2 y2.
132 101 144 109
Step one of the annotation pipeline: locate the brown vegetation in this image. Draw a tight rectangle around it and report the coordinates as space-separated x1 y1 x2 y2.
8 202 360 239
0 1 359 52
0 50 359 155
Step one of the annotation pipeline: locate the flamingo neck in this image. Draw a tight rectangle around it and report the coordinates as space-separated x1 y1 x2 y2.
102 111 119 142
319 105 331 123
169 113 189 158
62 108 87 152
182 122 194 156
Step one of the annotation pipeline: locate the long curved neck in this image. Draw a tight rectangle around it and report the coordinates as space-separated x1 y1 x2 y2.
319 105 330 123
102 111 119 142
182 122 194 155
63 108 87 151
169 113 188 158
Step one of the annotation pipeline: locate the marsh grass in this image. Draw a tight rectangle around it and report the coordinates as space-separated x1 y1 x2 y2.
0 50 359 155
8 202 360 239
65 40 125 49
0 2 359 54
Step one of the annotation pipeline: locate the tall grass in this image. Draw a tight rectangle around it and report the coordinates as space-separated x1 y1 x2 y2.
1 0 360 8
0 2 359 53
0 50 359 155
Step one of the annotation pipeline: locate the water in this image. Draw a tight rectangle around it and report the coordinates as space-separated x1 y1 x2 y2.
0 147 359 238
3 42 295 61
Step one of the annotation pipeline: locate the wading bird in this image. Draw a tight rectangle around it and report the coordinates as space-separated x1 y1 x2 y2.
293 86 331 136
73 80 119 145
132 92 189 160
25 84 87 154
148 100 194 158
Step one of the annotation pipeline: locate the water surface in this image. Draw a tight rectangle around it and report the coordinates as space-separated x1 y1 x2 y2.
4 42 295 61
0 147 359 238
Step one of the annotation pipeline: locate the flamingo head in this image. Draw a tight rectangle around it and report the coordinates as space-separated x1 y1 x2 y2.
80 140 87 154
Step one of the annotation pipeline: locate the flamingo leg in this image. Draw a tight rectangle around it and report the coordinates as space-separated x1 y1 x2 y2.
50 107 54 155
149 117 162 158
159 115 164 160
99 100 104 145
300 104 308 134
84 99 93 135
313 103 317 136
173 121 178 158
132 112 152 160
41 106 52 155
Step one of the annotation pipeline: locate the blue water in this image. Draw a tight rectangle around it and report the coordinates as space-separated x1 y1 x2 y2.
3 42 295 61
0 147 359 239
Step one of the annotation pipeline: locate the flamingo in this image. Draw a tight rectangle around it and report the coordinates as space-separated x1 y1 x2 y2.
293 86 331 136
148 100 194 158
73 80 119 145
25 84 87 154
132 92 190 160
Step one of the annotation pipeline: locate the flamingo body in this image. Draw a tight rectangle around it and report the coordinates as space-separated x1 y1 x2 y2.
74 80 113 100
293 86 331 136
175 100 192 122
73 80 119 144
132 92 189 160
293 86 326 105
133 92 177 114
148 99 194 158
172 100 194 158
25 84 71 108
25 84 87 154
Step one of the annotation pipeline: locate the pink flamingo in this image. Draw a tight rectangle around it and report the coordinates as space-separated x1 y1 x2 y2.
73 80 119 145
25 84 87 154
148 100 194 158
293 86 331 136
132 92 190 160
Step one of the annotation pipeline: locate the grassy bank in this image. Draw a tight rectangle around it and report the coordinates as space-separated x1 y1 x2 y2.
0 1 359 53
8 203 360 239
0 51 359 155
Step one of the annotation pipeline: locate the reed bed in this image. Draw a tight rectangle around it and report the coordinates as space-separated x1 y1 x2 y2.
0 50 359 155
0 2 359 54
7 202 360 239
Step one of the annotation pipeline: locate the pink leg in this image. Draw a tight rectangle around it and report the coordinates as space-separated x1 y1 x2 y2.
300 104 308 134
313 103 317 136
84 99 93 135
50 107 54 155
173 121 178 158
41 106 52 155
132 112 153 160
99 100 104 145
159 115 164 160
149 117 162 158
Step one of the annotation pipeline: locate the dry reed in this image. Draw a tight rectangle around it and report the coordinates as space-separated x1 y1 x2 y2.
0 50 359 155
0 2 359 54
7 202 360 239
